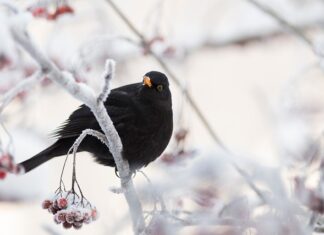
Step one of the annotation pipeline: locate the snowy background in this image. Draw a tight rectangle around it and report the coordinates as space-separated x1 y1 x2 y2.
2 0 324 234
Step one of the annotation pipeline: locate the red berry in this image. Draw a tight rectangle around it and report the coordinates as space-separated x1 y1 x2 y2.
48 206 58 215
56 5 74 15
63 221 73 229
74 211 83 222
83 212 91 224
57 198 68 209
73 221 83 230
46 13 57 21
175 129 188 142
57 212 66 222
0 55 11 70
42 200 52 209
66 213 75 224
53 200 59 210
41 78 52 86
0 154 11 169
0 170 7 180
91 209 98 221
30 7 47 17
54 215 61 224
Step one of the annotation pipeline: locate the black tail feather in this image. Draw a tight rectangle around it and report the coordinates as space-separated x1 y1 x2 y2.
19 139 73 173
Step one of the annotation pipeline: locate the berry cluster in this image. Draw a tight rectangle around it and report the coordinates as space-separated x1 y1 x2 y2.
0 153 20 180
28 4 74 21
42 191 98 229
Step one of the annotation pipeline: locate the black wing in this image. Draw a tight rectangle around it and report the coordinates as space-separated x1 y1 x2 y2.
52 83 141 139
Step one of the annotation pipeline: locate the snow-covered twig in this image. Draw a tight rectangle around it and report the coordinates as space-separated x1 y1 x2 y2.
165 212 255 228
97 60 115 104
139 170 166 212
5 7 146 233
0 0 19 13
109 186 127 194
0 70 43 113
245 0 317 55
72 129 108 149
11 30 96 107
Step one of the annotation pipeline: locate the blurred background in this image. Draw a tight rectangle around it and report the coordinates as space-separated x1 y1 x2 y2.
1 0 324 234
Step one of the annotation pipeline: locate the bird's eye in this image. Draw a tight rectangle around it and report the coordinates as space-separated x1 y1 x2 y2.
156 84 163 92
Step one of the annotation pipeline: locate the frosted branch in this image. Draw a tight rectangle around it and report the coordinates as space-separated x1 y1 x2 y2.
245 0 318 56
0 71 43 113
5 7 146 233
97 59 115 103
70 129 108 150
166 213 255 228
0 0 19 13
109 186 126 194
11 29 96 107
139 170 166 212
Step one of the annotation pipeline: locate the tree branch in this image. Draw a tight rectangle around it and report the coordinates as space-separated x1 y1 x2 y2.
97 60 115 104
0 70 43 113
6 9 145 233
245 0 319 56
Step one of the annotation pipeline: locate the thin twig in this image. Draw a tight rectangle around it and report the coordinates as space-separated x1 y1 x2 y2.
0 71 43 113
151 210 256 228
97 60 115 104
139 170 167 212
245 0 317 55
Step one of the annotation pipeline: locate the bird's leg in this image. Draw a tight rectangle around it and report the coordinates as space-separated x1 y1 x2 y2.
115 167 135 180
114 167 120 178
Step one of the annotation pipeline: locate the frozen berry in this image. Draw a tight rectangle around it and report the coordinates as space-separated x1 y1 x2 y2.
83 217 91 224
74 211 83 222
91 209 98 221
57 212 66 222
48 206 58 215
42 200 52 209
63 221 73 229
73 221 83 230
57 198 68 209
0 170 7 180
175 129 188 142
0 55 11 70
56 5 74 15
83 212 91 224
52 200 60 210
0 154 11 166
46 13 57 20
66 213 75 224
54 215 61 224
30 7 47 17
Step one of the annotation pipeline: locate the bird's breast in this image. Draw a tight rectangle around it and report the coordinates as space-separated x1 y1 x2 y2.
122 104 173 169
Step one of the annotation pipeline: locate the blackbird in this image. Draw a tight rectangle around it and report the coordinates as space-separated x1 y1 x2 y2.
19 71 173 173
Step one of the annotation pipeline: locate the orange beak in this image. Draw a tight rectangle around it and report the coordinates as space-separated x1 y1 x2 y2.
143 76 152 88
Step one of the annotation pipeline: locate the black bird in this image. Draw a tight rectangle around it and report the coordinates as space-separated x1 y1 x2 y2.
19 71 173 173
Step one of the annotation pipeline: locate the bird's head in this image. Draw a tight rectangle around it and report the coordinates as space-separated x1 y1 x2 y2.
141 71 171 104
